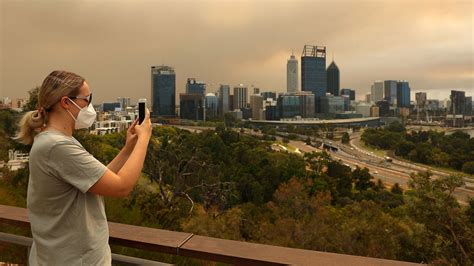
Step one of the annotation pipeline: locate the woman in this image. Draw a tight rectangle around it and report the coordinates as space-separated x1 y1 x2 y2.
15 70 152 265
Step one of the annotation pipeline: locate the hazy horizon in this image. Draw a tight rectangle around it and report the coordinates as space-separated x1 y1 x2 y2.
1 0 473 104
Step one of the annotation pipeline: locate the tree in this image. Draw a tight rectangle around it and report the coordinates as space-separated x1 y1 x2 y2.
352 167 374 192
390 183 403 194
24 87 40 112
386 121 405 133
406 171 473 264
341 132 350 144
462 161 474 174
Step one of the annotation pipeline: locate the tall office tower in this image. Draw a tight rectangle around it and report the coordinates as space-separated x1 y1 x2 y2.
396 81 411 107
186 78 206 95
151 65 176 117
233 84 248 110
465 97 472 116
250 94 264 120
301 45 326 113
253 87 260 95
415 92 427 121
415 92 427 108
218 84 230 116
384 80 398 105
450 90 466 115
326 60 340 96
340 88 355 101
320 93 345 115
117 97 131 110
376 100 390 117
371 81 384 103
287 53 298 92
365 93 371 103
205 93 219 119
262 91 277 101
180 93 204 120
298 91 315 118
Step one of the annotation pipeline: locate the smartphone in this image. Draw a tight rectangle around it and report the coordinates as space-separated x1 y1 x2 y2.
138 98 147 124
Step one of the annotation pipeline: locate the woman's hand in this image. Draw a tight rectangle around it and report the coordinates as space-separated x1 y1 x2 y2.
134 108 152 142
124 118 139 152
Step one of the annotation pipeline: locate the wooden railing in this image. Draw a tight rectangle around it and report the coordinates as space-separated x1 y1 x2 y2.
0 204 419 265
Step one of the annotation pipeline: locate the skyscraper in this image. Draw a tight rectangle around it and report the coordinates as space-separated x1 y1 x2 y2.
180 93 204 120
340 88 355 101
233 84 248 110
371 81 384 103
250 94 264 120
450 90 466 115
384 80 398 106
396 81 410 108
151 65 176 117
186 78 206 95
205 93 219 119
301 45 326 113
287 53 298 92
218 84 230 116
326 60 340 96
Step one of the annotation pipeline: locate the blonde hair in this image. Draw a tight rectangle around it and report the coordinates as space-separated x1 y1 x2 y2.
15 71 85 145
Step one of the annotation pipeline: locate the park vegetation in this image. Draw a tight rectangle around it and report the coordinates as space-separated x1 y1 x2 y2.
0 106 472 265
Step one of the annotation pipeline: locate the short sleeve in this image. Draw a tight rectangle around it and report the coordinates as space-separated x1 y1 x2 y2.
48 141 107 193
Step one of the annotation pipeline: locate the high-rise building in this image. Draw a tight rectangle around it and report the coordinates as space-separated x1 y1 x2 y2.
180 93 204 120
262 91 277 101
365 93 372 103
151 65 176 117
342 95 351 111
218 85 230 116
117 97 131 111
396 81 410 108
415 92 427 109
376 100 390 117
186 78 206 95
371 81 384 103
384 80 398 106
301 45 326 113
465 97 472 116
233 84 248 110
320 93 344 115
341 88 355 101
287 53 298 92
326 61 340 96
277 93 301 119
205 93 219 119
297 91 315 118
450 90 466 115
101 102 121 112
250 94 264 120
253 87 260 95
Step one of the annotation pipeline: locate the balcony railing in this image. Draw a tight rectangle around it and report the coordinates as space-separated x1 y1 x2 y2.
0 204 419 265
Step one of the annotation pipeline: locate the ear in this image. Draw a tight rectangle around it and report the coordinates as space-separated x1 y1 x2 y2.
60 96 70 109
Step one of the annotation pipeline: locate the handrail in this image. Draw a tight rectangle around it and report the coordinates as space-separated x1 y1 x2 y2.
0 204 419 266
0 232 172 266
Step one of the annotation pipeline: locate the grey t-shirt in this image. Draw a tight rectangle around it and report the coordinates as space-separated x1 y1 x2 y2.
27 130 111 265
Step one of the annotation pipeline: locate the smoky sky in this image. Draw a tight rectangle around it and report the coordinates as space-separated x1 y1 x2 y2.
1 0 473 104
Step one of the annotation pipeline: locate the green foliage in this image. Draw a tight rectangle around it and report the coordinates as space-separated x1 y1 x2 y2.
341 132 350 144
1 121 472 265
24 86 40 112
362 127 474 174
462 161 474 174
406 172 473 264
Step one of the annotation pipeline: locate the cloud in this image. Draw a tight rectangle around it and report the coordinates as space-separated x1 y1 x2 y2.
1 0 472 104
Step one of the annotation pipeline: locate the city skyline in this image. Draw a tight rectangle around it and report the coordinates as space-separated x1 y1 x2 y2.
1 0 473 104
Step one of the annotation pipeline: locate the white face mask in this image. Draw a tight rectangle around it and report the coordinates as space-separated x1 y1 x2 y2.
67 98 97 129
